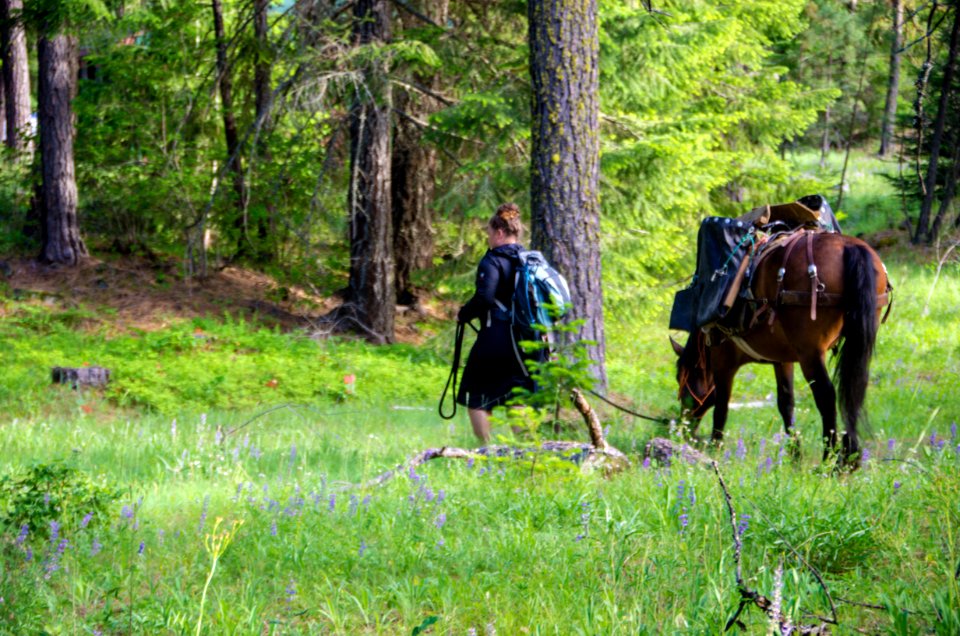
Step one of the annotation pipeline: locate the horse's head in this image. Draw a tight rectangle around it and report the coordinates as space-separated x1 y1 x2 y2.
670 333 715 421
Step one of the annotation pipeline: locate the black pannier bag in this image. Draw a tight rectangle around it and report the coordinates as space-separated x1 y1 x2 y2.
670 217 753 332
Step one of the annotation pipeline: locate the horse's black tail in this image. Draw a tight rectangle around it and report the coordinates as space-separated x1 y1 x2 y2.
834 244 878 445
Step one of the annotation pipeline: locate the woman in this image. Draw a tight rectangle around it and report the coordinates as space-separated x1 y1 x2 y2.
456 203 543 442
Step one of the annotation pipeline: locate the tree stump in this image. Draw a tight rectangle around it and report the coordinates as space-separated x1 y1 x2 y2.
51 366 111 388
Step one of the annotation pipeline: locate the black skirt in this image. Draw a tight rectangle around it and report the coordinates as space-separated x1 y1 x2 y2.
456 317 539 411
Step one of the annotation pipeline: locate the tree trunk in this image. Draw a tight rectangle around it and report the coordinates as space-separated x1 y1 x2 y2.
38 32 86 265
1 0 31 155
211 0 248 250
347 0 395 342
529 0 606 390
249 0 273 263
391 0 447 305
879 0 903 157
915 6 959 244
930 132 959 240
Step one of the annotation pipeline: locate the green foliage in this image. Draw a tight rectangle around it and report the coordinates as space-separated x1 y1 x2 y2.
0 462 119 540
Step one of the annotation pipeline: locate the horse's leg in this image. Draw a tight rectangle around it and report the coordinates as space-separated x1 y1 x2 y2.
798 355 838 461
773 362 801 460
710 366 738 445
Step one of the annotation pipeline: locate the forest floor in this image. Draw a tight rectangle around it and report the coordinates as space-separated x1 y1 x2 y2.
0 253 451 343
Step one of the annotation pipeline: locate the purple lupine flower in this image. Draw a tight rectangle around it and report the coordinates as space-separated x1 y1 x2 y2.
328 494 336 512
362 495 371 508
893 481 901 492
408 466 420 483
44 493 51 506
16 525 28 545
689 485 696 506
888 438 896 453
24 547 33 562
434 512 447 529
765 456 773 472
478 467 487 476
642 456 651 469
736 438 747 461
723 449 731 463
285 579 297 603
437 538 445 548
349 495 358 516
49 520 60 543
677 480 686 500
466 457 475 469
437 490 446 504
951 422 957 441
737 514 751 536
358 540 367 557
289 444 297 464
678 510 689 532
214 428 223 445
197 495 210 534
90 537 102 557
423 487 435 502
861 447 871 464
250 446 262 460
759 439 767 456
270 520 278 536
138 541 145 555
81 513 93 529
158 529 165 545
121 505 134 520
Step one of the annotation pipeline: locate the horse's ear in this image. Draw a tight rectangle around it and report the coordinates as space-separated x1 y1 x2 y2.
670 336 684 357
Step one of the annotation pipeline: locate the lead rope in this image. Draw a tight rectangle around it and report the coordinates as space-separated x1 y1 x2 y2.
439 321 470 420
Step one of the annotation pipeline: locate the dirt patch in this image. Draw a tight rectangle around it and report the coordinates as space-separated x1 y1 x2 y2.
0 255 452 343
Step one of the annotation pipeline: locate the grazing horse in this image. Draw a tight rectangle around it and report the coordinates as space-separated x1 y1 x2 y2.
671 231 891 465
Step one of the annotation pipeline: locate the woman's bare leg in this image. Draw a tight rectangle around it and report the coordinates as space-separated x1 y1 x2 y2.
468 408 492 443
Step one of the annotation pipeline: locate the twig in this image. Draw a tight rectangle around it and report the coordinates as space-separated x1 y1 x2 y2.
713 463 833 633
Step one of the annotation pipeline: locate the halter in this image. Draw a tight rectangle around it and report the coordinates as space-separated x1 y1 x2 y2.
677 334 715 409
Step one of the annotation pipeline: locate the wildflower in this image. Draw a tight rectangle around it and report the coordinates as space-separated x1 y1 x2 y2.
737 514 750 536
736 438 747 461
765 457 773 472
49 520 60 543
44 493 51 506
678 510 689 532
861 447 871 464
362 494 372 508
642 457 651 469
466 457 475 469
81 512 94 529
478 467 487 476
289 444 297 464
723 450 731 463
689 485 696 506
887 438 895 453
270 520 278 537
435 512 447 529
16 525 28 545
138 541 145 555
437 538 445 548
677 481 686 500
436 490 446 504
198 495 210 534
759 439 767 456
285 579 297 603
952 422 957 441
408 466 421 483
121 505 134 520
90 537 102 557
893 481 901 492
250 446 262 460
328 494 336 512
214 428 223 445
423 487 435 502
358 540 367 557
24 547 32 562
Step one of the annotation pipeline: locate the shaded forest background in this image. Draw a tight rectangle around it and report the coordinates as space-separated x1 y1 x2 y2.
1 0 958 342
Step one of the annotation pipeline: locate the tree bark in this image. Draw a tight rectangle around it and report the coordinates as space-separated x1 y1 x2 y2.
930 134 959 240
211 0 249 249
38 32 86 265
391 0 447 305
915 6 959 244
878 0 903 157
529 0 606 390
249 0 273 263
347 0 395 342
1 0 32 155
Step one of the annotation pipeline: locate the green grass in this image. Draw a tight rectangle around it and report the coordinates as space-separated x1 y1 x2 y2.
2 161 960 633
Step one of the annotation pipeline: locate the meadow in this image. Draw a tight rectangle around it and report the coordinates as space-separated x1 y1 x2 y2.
2 159 960 634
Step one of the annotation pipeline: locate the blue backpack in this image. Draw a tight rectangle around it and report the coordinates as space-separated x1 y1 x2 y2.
503 250 571 340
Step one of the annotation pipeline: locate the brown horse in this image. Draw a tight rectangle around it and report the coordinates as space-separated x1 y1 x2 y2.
671 231 891 465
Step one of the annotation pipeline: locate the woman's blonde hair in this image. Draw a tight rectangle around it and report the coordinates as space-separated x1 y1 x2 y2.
488 202 523 238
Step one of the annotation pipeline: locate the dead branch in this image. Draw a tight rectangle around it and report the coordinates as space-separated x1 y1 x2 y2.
713 462 833 634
